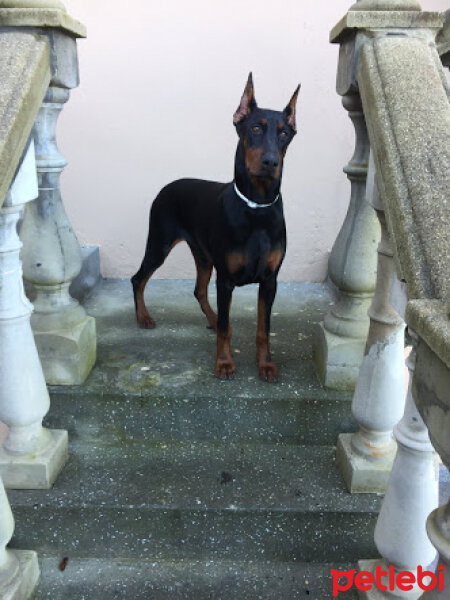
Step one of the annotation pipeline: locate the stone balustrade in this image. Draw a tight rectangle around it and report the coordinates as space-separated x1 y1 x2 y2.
359 332 439 599
13 3 96 386
336 154 406 494
0 140 68 491
0 2 90 596
331 0 449 597
313 71 380 391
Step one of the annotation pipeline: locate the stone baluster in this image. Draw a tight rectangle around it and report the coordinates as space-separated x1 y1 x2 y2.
0 476 39 599
419 502 450 599
314 87 380 390
336 156 406 493
20 85 96 385
0 140 68 489
358 332 439 599
13 3 95 386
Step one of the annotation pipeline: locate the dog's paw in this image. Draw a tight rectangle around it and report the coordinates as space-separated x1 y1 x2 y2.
214 358 236 380
137 313 156 329
258 361 279 383
206 314 218 331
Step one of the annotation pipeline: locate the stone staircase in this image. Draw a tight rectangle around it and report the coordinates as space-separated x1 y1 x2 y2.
8 279 383 599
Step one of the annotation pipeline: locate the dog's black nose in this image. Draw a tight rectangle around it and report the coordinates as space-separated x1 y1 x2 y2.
262 154 279 169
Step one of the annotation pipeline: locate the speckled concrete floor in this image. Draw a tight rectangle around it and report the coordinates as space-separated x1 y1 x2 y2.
9 280 382 599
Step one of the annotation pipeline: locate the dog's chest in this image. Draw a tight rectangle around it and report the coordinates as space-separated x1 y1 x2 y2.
226 230 283 285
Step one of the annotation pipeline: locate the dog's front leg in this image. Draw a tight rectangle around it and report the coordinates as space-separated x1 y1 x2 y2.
214 278 235 379
257 277 279 383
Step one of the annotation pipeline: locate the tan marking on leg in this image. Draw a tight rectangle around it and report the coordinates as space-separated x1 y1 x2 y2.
256 296 278 383
266 249 283 272
135 274 155 329
194 263 217 330
215 328 235 379
226 252 248 274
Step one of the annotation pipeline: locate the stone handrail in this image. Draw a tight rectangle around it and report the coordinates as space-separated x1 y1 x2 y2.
0 32 50 207
331 2 450 596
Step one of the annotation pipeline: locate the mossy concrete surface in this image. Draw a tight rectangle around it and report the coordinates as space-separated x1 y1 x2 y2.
50 279 351 402
9 279 376 599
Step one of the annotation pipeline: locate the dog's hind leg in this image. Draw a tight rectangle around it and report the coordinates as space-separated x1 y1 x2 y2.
131 212 182 329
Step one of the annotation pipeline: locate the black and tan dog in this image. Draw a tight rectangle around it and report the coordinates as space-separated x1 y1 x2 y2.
131 74 300 382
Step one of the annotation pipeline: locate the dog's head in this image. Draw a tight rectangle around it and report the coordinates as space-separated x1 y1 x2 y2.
233 73 300 183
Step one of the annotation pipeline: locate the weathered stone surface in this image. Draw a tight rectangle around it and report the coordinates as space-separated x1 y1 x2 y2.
9 440 381 562
21 85 96 385
314 325 369 390
0 429 68 489
6 280 448 597
32 557 359 600
407 300 450 369
32 315 96 385
46 30 79 89
357 34 450 302
0 31 50 207
438 9 450 67
0 8 86 37
413 338 450 467
0 1 64 8
55 279 351 401
336 433 395 493
0 140 68 488
0 550 39 600
69 245 102 303
313 90 380 391
330 11 443 44
350 0 420 9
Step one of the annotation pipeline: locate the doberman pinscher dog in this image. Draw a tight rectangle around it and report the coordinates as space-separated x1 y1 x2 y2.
131 73 300 383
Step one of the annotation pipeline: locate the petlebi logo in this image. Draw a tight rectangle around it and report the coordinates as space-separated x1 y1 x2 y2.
331 564 446 597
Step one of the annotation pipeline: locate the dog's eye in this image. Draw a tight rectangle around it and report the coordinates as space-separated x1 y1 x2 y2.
279 130 288 139
252 125 262 134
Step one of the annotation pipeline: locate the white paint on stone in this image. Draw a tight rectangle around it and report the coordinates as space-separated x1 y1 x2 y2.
371 340 439 597
336 155 406 492
0 141 68 488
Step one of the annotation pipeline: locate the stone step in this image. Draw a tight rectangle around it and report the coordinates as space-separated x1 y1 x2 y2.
45 390 355 447
32 556 359 600
52 279 347 404
47 279 354 445
9 440 380 563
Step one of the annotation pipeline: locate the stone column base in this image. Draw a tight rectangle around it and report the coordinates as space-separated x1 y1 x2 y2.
357 559 424 599
0 429 68 489
337 433 396 494
33 315 96 385
0 550 40 600
314 322 366 390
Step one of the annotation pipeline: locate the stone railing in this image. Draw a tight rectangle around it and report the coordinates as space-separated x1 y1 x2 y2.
329 0 450 597
0 2 94 597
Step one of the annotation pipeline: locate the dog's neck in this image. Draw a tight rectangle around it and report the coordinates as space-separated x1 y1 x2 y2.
234 142 282 206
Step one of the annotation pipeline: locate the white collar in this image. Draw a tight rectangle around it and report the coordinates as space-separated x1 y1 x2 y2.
233 183 280 209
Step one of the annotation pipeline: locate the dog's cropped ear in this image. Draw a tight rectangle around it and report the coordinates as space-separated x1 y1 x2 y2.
283 84 301 133
233 72 257 126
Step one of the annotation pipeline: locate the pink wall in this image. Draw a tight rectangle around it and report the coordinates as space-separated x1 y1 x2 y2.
60 0 449 281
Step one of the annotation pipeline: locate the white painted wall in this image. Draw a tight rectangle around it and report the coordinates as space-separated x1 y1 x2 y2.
60 0 448 281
